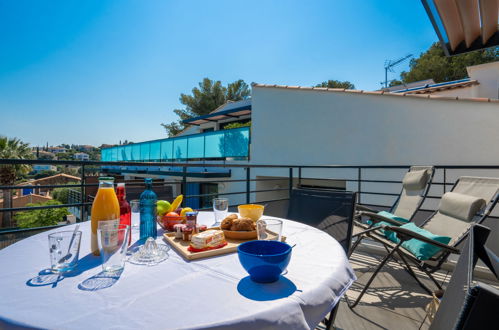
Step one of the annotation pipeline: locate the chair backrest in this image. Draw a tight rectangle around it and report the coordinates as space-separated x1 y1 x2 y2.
287 188 357 254
391 166 434 220
430 224 498 330
422 176 499 247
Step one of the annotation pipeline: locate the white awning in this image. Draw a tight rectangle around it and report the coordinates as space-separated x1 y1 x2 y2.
423 0 499 56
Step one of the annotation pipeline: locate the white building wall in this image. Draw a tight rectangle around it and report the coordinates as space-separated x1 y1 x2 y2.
250 87 499 166
467 61 499 99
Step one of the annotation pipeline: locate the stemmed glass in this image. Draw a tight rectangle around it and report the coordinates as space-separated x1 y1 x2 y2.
213 198 229 226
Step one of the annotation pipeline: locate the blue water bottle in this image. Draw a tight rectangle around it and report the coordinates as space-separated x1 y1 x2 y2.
139 178 158 240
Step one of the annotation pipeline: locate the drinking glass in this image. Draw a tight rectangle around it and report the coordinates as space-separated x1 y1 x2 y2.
48 230 82 273
97 224 130 273
130 200 140 230
256 219 283 241
213 198 229 225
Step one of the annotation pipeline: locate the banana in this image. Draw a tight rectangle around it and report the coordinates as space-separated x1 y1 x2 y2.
170 194 183 212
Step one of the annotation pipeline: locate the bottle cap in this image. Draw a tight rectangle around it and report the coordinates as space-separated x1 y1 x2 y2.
117 183 125 187
98 177 114 181
145 178 152 184
186 212 198 217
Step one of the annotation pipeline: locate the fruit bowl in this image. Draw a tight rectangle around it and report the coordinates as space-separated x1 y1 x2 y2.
157 215 185 231
238 204 265 221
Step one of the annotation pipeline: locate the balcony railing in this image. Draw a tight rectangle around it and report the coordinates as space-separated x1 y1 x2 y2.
1 159 499 250
101 127 250 162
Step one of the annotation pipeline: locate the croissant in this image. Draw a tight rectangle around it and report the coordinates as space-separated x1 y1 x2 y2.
221 214 238 230
230 218 255 231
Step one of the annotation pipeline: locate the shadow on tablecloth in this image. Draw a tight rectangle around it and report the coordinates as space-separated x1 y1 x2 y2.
237 276 297 301
78 269 123 291
26 252 103 288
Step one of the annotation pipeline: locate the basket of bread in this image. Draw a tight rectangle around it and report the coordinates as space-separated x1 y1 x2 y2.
220 214 257 240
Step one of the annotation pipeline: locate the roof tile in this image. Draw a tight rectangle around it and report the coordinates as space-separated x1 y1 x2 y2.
363 91 385 95
428 95 459 101
251 83 498 103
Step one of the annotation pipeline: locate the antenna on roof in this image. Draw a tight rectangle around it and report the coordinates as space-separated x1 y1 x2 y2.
383 54 413 88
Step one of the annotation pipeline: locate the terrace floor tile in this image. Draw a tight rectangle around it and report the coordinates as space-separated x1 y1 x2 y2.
322 249 452 330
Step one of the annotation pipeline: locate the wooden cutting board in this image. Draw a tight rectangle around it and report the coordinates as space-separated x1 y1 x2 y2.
163 232 247 260
163 228 286 261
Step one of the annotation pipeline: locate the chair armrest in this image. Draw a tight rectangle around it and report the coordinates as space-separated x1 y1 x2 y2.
359 211 407 226
384 225 460 254
356 205 378 213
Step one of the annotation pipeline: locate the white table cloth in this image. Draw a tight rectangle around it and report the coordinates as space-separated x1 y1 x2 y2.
0 212 355 330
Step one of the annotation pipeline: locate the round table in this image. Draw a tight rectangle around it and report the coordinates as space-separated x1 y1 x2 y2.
0 212 355 330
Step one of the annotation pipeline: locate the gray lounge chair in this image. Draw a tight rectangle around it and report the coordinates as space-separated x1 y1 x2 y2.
347 176 499 308
352 166 435 252
430 224 498 330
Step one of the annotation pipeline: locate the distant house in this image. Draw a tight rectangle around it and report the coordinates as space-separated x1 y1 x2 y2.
79 145 95 152
48 146 67 154
74 152 89 161
382 79 435 92
387 61 499 99
16 174 81 197
32 164 57 173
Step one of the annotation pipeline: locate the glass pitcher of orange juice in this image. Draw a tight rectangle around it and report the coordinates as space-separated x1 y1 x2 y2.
91 177 120 255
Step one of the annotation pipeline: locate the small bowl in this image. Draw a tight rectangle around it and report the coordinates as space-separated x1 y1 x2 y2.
238 204 265 221
157 215 185 231
237 240 292 283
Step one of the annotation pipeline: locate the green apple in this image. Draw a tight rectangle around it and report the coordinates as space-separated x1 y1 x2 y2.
156 200 171 216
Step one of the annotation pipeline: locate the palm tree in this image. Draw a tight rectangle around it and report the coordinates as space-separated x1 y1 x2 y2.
0 137 33 227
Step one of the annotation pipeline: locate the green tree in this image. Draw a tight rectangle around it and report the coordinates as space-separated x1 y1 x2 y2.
51 187 81 204
389 79 403 87
223 121 251 130
56 150 77 161
400 43 498 83
37 152 55 160
161 78 250 137
15 200 69 228
315 80 355 89
0 136 33 227
87 148 101 161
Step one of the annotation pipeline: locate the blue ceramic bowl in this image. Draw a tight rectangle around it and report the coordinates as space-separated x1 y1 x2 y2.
237 240 292 283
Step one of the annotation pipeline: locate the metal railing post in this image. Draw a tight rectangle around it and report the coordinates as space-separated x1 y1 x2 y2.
358 167 362 204
246 167 250 204
298 167 302 187
80 164 86 222
181 167 187 196
443 167 447 194
289 167 293 197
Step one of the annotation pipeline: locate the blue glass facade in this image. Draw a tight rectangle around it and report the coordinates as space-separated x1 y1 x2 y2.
101 127 250 161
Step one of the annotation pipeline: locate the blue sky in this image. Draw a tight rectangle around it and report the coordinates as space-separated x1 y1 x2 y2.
0 0 437 147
